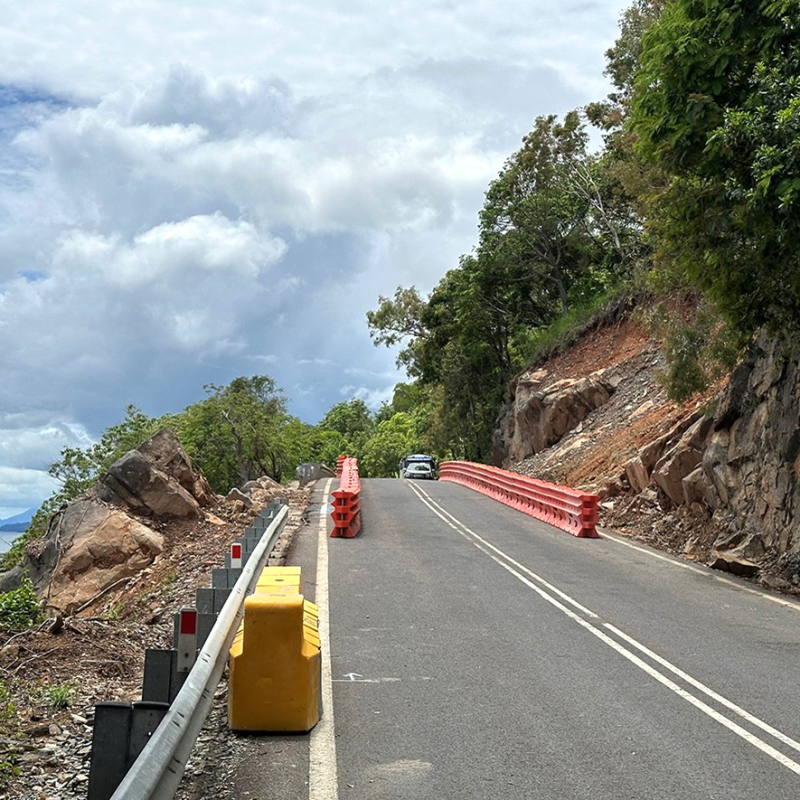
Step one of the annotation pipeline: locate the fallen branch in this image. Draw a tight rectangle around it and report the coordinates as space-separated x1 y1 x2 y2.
72 577 132 615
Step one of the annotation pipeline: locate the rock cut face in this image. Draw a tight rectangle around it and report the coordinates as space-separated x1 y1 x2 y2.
502 369 617 463
37 499 165 613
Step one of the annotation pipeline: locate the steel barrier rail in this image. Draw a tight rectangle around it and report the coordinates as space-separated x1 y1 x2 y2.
439 461 599 538
111 504 290 800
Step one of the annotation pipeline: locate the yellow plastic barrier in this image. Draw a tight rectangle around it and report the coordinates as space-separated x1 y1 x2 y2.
228 567 321 732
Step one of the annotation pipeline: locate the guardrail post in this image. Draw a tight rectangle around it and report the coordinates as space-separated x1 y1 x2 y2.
87 700 169 800
196 586 231 613
176 607 198 674
212 567 243 588
141 650 186 704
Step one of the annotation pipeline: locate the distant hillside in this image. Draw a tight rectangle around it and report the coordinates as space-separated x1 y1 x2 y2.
0 522 28 533
0 508 33 533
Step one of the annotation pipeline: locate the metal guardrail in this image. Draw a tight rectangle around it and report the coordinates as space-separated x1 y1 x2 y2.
111 504 289 800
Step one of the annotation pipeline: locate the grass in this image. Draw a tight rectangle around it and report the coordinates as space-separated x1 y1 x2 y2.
519 284 634 369
41 681 76 711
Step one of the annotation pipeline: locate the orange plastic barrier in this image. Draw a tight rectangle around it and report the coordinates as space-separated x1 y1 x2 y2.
330 457 362 538
335 455 347 477
439 461 599 538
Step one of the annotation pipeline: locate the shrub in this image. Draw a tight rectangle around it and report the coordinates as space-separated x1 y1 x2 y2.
0 576 44 631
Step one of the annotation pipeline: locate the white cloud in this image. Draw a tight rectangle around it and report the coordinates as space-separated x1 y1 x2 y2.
0 467 59 509
0 415 93 470
339 383 397 411
0 0 629 508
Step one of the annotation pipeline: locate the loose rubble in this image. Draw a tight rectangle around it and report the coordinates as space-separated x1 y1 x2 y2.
0 483 312 800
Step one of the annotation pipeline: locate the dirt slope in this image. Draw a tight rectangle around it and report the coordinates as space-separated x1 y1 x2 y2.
0 488 311 799
510 317 704 493
506 314 738 568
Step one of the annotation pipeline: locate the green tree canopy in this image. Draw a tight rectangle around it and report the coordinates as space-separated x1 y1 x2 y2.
360 413 421 477
174 375 291 489
630 0 800 335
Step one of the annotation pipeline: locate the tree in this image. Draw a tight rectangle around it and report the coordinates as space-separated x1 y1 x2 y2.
177 375 290 489
360 413 421 477
318 400 374 441
630 0 800 335
480 112 594 317
366 286 427 373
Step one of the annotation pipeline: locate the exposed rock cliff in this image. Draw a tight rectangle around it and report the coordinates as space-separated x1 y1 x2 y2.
702 332 800 574
498 318 800 593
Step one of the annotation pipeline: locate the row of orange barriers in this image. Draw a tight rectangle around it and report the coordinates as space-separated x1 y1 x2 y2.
331 456 362 538
439 461 599 538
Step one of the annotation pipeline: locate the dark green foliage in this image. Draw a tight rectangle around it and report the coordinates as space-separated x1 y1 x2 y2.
367 109 642 461
316 400 376 464
0 576 43 631
172 375 293 490
631 0 800 336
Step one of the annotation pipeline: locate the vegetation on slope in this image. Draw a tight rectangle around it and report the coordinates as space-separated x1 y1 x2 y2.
367 0 800 459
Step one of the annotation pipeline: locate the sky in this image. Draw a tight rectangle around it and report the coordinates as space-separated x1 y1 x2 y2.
0 0 629 517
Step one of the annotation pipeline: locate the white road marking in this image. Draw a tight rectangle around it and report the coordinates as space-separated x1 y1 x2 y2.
309 479 338 800
598 527 800 611
407 481 800 777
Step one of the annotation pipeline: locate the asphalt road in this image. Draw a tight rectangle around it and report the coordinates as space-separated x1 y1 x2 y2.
232 477 800 799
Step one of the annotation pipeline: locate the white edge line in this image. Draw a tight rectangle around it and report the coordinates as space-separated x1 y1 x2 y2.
598 526 800 611
309 478 338 800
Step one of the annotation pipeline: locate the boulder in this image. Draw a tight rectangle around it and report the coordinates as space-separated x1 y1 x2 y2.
652 415 714 506
227 487 253 508
623 411 707 495
624 456 651 494
136 429 215 507
27 499 164 612
501 369 616 462
708 552 760 578
681 465 708 507
96 450 201 518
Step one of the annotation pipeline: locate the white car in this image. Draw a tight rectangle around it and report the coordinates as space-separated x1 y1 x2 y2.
403 462 434 480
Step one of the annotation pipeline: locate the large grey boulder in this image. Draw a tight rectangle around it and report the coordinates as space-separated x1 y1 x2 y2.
95 429 209 518
137 429 215 507
96 450 201 518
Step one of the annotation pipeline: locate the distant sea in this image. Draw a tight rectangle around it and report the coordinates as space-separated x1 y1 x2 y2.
0 531 17 556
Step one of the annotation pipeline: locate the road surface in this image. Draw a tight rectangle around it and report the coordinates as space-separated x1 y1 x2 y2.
230 477 800 799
